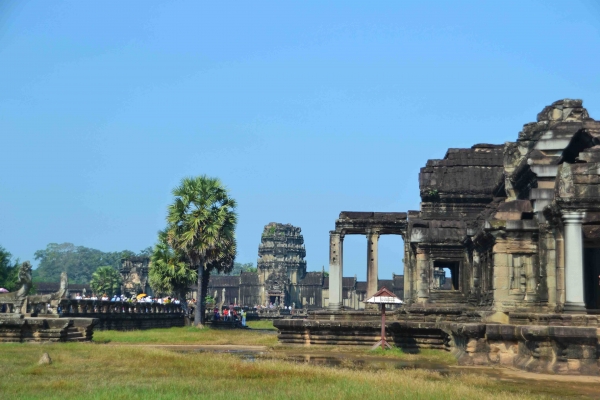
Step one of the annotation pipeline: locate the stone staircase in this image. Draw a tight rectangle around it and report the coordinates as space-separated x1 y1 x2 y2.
427 290 468 305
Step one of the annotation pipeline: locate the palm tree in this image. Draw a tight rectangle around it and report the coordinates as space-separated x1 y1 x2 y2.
90 266 122 297
165 176 237 327
148 231 196 300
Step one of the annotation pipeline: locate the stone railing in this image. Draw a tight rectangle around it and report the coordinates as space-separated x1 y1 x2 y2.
58 299 184 316
46 299 187 331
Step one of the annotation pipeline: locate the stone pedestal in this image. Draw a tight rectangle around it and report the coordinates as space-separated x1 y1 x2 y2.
562 211 586 312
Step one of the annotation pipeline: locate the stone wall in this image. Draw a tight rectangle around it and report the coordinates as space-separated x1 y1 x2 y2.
0 315 96 342
274 310 600 376
445 321 600 375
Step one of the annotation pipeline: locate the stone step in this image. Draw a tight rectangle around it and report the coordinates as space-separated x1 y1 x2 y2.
530 188 554 200
531 165 559 178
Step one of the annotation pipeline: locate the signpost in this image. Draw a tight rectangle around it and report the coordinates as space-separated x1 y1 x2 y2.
364 287 403 350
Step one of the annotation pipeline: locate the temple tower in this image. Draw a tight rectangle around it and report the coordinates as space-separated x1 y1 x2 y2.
257 223 307 306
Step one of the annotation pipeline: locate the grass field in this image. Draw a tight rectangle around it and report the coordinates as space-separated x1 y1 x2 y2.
93 325 278 346
246 320 278 330
1 327 596 399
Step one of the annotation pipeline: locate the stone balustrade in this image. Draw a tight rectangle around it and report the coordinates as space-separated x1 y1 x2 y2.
57 299 184 316
26 299 187 331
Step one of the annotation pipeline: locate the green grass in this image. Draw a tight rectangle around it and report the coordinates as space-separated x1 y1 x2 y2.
93 326 277 346
369 346 457 364
0 342 561 400
1 328 596 399
246 320 277 330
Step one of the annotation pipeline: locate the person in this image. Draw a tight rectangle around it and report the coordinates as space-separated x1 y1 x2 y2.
241 309 247 327
75 293 82 300
223 308 229 321
101 294 109 301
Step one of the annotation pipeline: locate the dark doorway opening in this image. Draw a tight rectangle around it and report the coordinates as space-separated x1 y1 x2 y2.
434 261 459 290
583 248 600 310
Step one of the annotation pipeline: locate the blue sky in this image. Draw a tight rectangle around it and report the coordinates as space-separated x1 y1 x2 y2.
1 1 600 280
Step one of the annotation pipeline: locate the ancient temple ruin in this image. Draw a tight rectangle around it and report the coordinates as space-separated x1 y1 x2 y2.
325 99 600 315
277 100 600 376
205 222 404 309
120 257 151 296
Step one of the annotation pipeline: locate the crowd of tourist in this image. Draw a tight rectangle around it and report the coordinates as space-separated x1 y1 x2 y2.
211 307 247 326
72 292 182 304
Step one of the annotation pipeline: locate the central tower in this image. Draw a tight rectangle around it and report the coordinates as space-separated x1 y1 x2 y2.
257 222 307 306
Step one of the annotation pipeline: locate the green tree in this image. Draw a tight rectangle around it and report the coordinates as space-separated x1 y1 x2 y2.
148 231 196 299
33 243 148 284
211 262 255 276
0 245 20 291
90 266 122 297
165 176 237 327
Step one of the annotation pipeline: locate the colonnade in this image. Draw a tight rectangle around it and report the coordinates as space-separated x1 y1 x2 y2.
328 230 382 311
328 210 589 313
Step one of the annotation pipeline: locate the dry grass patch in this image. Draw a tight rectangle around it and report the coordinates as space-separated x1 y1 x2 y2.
0 342 558 400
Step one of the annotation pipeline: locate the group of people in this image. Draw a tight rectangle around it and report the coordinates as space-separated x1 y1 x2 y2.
72 292 181 304
212 306 247 327
254 303 294 310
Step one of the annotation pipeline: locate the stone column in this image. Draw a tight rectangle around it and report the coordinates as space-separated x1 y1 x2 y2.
328 231 343 311
562 211 586 312
366 230 380 299
416 248 430 304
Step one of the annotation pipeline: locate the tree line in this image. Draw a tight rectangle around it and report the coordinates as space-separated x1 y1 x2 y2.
33 243 152 284
0 240 251 293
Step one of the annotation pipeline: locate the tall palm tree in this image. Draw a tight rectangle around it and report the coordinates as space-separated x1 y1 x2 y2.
165 176 237 327
90 266 122 297
148 231 196 300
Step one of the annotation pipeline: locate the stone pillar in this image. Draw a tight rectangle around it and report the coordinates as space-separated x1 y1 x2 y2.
366 230 380 299
402 241 411 303
328 231 343 311
416 248 429 304
562 211 586 312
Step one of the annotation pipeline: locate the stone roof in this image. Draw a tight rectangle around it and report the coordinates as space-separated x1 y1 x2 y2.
420 145 505 201
298 272 323 286
208 276 241 287
343 277 356 288
240 272 260 285
35 282 91 294
378 279 393 290
393 274 404 290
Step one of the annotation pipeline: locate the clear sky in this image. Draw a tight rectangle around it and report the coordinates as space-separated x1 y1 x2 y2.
1 1 600 280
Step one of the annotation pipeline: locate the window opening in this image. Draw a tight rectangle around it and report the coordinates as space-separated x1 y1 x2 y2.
433 261 459 290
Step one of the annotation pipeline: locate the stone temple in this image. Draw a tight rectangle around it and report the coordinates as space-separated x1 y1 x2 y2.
325 99 600 314
276 100 600 376
206 222 404 308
